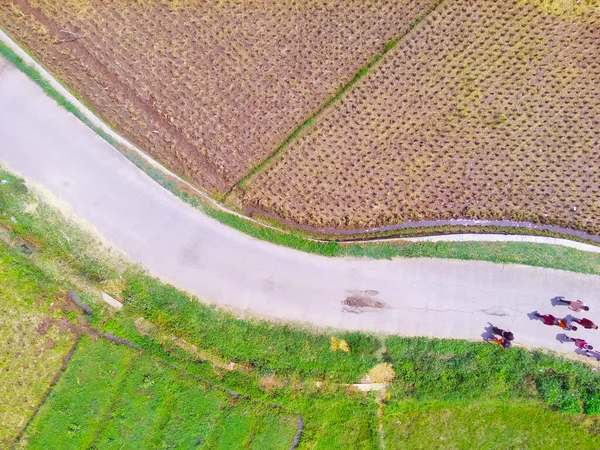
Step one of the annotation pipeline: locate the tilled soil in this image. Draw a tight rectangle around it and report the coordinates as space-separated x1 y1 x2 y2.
244 0 600 234
0 0 437 195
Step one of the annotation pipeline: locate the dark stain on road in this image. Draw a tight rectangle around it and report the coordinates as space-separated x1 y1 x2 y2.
343 290 387 313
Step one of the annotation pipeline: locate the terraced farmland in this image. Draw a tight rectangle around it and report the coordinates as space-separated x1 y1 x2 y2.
243 0 600 233
0 0 437 195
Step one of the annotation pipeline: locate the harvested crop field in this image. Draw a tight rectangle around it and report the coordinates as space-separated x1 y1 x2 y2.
0 0 437 195
242 0 600 233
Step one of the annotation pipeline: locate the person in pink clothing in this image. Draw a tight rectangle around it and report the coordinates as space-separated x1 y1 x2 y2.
557 296 589 312
569 337 593 351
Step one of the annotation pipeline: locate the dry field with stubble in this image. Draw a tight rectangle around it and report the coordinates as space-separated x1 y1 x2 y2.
0 0 437 195
242 0 600 233
2 0 600 236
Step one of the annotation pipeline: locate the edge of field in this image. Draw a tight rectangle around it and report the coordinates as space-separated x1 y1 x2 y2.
2 25 600 276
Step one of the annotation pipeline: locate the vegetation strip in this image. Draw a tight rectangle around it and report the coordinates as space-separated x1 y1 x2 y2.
233 0 445 192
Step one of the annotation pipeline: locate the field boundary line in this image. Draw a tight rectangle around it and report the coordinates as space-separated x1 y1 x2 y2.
2 26 600 260
230 0 445 193
11 338 81 449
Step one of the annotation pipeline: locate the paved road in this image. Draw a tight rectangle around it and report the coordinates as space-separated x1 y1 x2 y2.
1 56 600 357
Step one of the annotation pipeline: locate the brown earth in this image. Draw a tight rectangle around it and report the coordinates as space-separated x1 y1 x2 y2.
0 0 437 195
243 0 600 234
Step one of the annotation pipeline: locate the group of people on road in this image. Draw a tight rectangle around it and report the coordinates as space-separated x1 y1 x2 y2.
487 296 599 359
535 297 599 359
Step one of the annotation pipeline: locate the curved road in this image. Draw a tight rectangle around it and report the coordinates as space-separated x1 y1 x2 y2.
1 56 600 357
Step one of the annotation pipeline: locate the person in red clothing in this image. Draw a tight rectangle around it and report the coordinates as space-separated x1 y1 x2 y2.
533 313 577 331
569 337 593 351
573 318 598 330
534 312 559 326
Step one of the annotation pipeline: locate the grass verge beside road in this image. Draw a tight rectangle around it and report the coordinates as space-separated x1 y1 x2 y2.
383 399 600 448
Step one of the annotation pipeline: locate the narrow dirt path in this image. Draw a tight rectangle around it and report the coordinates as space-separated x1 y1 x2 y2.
1 55 600 358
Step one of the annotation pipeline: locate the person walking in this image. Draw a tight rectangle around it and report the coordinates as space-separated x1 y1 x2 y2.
556 297 590 312
534 312 560 326
557 318 578 331
573 318 598 330
569 337 593 351
492 326 514 341
534 313 577 330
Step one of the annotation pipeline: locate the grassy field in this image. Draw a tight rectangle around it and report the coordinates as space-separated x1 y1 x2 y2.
242 0 600 234
0 242 78 446
0 0 437 195
382 399 600 449
17 337 296 450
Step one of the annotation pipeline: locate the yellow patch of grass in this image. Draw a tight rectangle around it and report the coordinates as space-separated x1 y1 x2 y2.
331 336 351 353
0 248 75 446
361 363 396 384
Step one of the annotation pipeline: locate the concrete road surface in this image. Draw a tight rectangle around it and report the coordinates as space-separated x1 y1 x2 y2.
1 56 599 357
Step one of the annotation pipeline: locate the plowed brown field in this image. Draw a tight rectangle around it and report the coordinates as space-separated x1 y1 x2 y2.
243 0 600 233
0 0 437 195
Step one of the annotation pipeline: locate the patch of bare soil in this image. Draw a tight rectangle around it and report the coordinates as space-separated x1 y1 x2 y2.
344 296 387 309
343 290 388 313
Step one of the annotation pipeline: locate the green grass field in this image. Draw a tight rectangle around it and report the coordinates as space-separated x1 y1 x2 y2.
383 399 600 449
17 337 295 450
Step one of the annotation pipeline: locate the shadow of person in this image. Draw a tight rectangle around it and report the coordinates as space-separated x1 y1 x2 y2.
481 323 495 342
575 348 589 356
565 314 578 322
528 311 543 321
587 351 600 361
556 333 571 344
550 296 566 307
